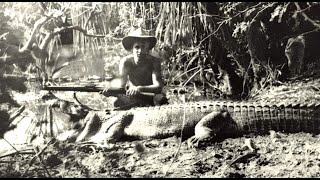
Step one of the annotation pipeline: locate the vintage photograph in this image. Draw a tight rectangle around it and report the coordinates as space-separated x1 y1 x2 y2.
0 2 320 177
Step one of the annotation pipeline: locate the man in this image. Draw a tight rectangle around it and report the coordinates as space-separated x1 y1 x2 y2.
285 35 305 75
101 28 168 108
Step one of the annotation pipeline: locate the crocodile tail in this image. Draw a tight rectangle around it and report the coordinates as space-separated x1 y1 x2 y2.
225 102 320 134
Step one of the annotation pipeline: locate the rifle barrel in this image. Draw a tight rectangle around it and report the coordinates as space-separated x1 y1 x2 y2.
43 85 106 92
42 85 155 96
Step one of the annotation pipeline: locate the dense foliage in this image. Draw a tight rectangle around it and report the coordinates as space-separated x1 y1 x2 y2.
0 2 320 104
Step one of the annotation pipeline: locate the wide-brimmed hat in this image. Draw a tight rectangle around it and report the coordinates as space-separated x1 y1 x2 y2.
122 28 157 51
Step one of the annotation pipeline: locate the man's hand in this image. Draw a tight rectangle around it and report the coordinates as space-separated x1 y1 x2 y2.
126 85 141 96
100 87 110 96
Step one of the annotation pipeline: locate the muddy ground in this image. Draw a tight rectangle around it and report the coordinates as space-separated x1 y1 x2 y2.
1 77 320 178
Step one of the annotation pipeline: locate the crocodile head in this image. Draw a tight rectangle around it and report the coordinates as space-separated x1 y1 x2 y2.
40 91 90 119
54 100 90 121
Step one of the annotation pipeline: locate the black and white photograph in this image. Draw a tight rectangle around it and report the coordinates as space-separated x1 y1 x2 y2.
0 2 320 178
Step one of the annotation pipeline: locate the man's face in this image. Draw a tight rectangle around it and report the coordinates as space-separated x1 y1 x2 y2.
132 40 150 64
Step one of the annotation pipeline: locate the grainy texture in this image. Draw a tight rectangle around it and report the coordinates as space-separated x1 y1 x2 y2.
2 78 320 177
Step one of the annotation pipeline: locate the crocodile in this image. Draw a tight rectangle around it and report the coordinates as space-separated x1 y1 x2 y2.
58 100 320 147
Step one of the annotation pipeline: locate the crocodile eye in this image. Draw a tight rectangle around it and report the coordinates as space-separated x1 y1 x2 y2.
73 123 82 130
243 124 249 131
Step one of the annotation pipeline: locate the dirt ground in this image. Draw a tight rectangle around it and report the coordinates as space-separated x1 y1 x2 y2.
1 77 320 178
2 132 320 178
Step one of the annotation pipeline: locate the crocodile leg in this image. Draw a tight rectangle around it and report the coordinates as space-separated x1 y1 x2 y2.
75 111 134 143
75 112 103 142
187 109 234 148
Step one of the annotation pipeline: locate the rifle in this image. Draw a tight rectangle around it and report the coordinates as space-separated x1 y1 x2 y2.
42 84 156 97
42 83 162 111
2 74 158 96
3 74 186 96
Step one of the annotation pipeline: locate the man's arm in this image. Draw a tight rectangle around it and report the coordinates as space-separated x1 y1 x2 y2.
117 57 129 88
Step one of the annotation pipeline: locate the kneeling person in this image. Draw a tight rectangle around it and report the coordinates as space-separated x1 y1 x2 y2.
102 28 168 108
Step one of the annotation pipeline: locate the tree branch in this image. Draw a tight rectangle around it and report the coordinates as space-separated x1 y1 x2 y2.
250 2 278 22
192 2 275 49
39 32 54 50
84 6 96 30
229 2 264 20
39 2 47 12
294 2 320 29
19 16 51 53
52 25 122 41
282 27 320 40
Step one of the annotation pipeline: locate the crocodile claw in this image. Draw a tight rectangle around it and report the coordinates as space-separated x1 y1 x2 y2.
187 133 213 148
187 135 200 148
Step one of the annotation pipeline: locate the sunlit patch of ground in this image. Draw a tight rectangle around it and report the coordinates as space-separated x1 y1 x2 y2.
2 132 320 178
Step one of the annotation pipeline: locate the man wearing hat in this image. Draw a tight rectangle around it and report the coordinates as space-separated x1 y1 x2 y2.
101 28 168 108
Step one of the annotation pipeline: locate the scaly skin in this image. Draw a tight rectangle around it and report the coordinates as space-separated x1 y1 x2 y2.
67 100 320 147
